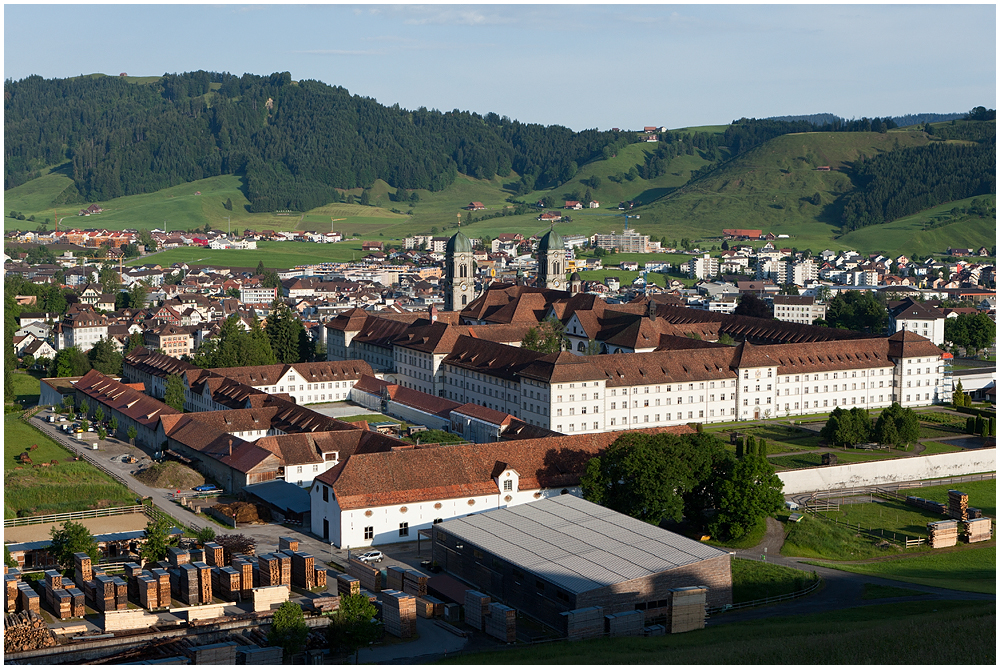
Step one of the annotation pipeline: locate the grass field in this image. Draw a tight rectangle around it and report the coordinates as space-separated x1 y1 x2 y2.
730 558 818 603
917 441 965 455
4 416 134 518
782 513 898 561
770 449 907 470
907 479 995 518
443 600 994 665
819 496 950 538
129 240 371 269
10 371 43 407
861 583 928 600
806 546 996 594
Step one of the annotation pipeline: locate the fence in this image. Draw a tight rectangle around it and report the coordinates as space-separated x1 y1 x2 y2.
4 505 146 528
708 571 822 616
801 504 924 548
803 471 996 501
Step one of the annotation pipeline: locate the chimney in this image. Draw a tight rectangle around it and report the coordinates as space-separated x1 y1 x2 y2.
429 304 438 322
228 439 233 456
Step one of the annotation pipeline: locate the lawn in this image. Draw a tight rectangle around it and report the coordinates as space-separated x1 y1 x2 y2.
861 583 928 600
918 423 966 439
818 497 946 539
4 415 134 518
443 600 995 665
9 371 43 408
905 479 996 518
769 449 906 470
130 240 374 270
917 441 964 455
730 558 818 604
805 546 996 594
782 513 899 561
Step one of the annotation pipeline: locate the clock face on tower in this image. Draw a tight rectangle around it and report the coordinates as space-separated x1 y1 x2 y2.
461 283 467 291
553 280 560 287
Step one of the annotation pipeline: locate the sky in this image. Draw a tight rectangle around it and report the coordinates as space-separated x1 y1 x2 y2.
3 3 996 131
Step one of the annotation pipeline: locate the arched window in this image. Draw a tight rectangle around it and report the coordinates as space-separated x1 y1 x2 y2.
577 341 585 352
553 262 560 275
460 264 467 278
461 294 467 306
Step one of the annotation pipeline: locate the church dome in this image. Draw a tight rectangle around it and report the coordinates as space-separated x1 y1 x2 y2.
445 231 472 254
537 229 563 254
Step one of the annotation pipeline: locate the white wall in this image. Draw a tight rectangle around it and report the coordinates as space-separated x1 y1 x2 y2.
778 449 996 494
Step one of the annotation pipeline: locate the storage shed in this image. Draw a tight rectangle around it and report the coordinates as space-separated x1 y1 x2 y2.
430 494 732 632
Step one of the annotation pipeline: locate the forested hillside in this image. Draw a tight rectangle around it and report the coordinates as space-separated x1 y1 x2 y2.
4 71 633 211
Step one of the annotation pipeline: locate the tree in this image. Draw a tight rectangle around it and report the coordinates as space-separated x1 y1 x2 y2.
269 601 310 659
195 526 217 545
820 407 871 447
873 402 919 449
255 261 266 276
224 197 233 211
127 425 137 445
734 293 772 319
50 520 98 568
88 337 123 375
265 300 311 364
718 332 736 346
79 400 90 418
359 189 371 206
95 406 105 423
97 426 107 444
946 312 995 357
328 592 382 662
109 416 119 435
581 432 727 525
139 517 175 564
824 292 887 333
128 282 149 310
708 453 784 541
193 314 277 368
164 374 186 411
779 283 800 296
520 316 566 354
953 379 966 407
125 332 146 355
51 346 92 377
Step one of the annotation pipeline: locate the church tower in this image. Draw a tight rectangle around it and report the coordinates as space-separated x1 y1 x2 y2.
444 231 475 310
536 228 565 290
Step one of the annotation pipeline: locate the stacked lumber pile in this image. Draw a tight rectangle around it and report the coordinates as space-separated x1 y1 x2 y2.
386 566 406 591
381 590 417 638
277 554 291 586
289 552 315 590
964 517 992 543
928 520 959 548
257 554 281 587
948 490 969 521
152 569 171 608
177 564 200 605
463 590 490 632
215 567 241 602
194 562 213 604
74 553 93 588
188 642 237 664
643 624 666 637
314 566 327 590
232 557 253 599
561 606 604 641
347 558 382 592
423 595 444 618
968 507 983 520
669 587 707 633
415 597 434 619
337 574 360 597
167 547 190 567
6 571 20 613
486 602 516 643
137 574 159 609
905 496 947 515
309 596 340 613
68 587 86 618
401 569 428 597
605 610 644 638
17 583 39 615
237 646 284 664
4 611 56 653
203 543 224 567
278 537 299 552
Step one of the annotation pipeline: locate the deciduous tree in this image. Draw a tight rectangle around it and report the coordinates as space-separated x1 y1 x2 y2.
50 520 99 568
269 601 310 659
708 453 784 541
164 374 186 412
328 593 381 662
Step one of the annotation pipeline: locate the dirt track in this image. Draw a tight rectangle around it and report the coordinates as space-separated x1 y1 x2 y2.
4 512 149 544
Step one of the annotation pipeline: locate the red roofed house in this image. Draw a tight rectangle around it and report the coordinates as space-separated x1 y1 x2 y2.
467 202 486 211
722 229 763 240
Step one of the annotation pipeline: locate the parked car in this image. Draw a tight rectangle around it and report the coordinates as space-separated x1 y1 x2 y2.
357 550 384 564
192 484 220 493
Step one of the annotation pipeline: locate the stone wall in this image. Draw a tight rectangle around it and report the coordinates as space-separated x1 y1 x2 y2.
778 449 996 494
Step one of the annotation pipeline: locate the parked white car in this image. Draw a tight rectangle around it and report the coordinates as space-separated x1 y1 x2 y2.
357 550 384 564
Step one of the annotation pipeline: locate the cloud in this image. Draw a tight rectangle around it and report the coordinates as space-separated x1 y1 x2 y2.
395 5 517 27
295 49 385 56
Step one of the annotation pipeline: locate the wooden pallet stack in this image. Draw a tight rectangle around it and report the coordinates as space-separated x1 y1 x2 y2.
906 496 948 515
644 624 667 636
167 547 190 567
189 548 205 564
152 569 171 607
964 517 992 543
277 554 291 586
401 570 428 597
68 587 85 618
237 646 284 664
177 564 201 605
606 610 645 638
137 574 159 609
561 606 604 641
928 519 959 548
386 566 406 591
257 554 281 588
232 557 254 599
309 595 340 613
381 590 417 638
194 562 213 604
5 572 20 613
948 490 969 521
314 566 327 590
669 587 707 633
203 543 224 567
414 597 434 619
967 507 983 520
16 583 39 615
49 587 73 620
486 602 517 643
278 537 299 552
3 611 56 653
347 559 382 592
424 595 444 618
188 641 237 664
215 566 241 602
73 553 93 588
463 590 491 632
289 552 316 590
337 574 360 597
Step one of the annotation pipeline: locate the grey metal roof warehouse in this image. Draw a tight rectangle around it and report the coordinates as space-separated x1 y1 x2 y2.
436 494 731 595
